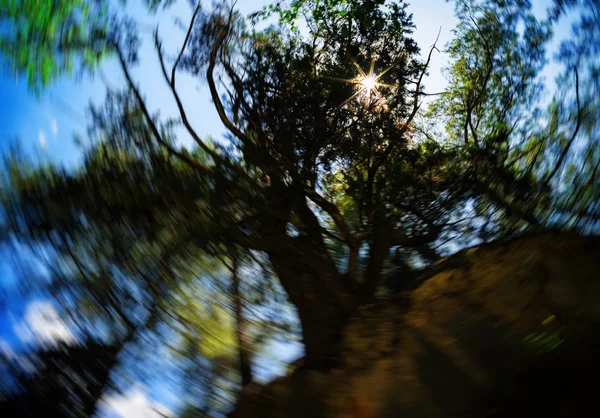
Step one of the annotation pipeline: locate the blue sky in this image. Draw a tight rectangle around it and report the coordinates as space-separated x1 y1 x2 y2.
0 0 575 416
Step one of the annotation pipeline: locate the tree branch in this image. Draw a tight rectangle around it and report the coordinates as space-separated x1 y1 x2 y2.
391 226 442 247
373 28 441 173
206 11 254 148
476 180 540 226
320 227 346 244
112 42 212 174
305 189 356 245
545 67 582 184
171 1 202 88
305 188 362 283
155 29 228 164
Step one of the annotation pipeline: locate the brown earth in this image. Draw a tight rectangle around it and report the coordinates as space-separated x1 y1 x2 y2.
231 232 600 418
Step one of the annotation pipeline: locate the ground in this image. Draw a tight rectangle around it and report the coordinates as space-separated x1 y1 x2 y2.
231 232 600 418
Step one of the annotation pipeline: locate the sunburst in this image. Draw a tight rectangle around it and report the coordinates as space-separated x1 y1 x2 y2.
328 58 394 110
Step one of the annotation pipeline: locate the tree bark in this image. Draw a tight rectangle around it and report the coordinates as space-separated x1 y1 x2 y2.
269 245 354 370
361 213 392 302
231 256 253 387
255 187 359 370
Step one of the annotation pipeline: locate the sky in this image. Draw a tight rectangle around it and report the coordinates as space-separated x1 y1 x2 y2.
0 0 574 416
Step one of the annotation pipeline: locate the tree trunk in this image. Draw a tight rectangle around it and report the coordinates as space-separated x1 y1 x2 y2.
260 190 359 371
361 214 392 302
269 248 353 370
231 256 253 387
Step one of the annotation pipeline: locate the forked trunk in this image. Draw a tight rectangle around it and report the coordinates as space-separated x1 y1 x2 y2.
269 251 353 370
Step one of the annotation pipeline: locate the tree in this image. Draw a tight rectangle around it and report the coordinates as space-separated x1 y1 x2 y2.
1 0 598 400
0 340 121 417
433 0 600 235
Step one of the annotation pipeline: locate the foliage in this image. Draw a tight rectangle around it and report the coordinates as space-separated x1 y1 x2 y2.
542 0 600 231
523 332 564 354
0 340 120 417
0 0 112 90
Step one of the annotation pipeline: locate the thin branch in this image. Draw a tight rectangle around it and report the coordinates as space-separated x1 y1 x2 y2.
230 254 253 387
463 14 495 148
467 103 481 146
476 179 540 226
171 1 202 87
154 29 224 162
560 156 600 229
464 60 493 148
391 226 442 248
417 91 448 97
545 67 582 184
220 58 297 174
373 28 441 172
305 189 356 246
155 29 266 192
52 230 138 333
468 14 494 64
308 188 363 284
321 227 346 244
112 42 212 174
155 5 262 182
206 10 254 148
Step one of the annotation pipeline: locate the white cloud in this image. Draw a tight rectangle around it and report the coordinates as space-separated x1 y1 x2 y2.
99 386 174 418
39 130 47 149
51 119 58 137
14 300 76 347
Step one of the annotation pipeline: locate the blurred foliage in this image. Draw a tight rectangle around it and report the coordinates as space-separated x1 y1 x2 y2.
0 0 183 89
0 340 120 417
0 0 599 415
523 332 565 354
0 0 112 90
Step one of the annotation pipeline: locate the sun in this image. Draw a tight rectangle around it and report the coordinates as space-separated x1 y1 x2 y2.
327 58 394 110
360 75 377 91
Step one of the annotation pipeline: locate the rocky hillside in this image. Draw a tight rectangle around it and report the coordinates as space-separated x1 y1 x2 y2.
231 232 600 418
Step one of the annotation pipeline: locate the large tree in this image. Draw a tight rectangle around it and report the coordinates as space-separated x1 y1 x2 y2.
1 0 598 401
